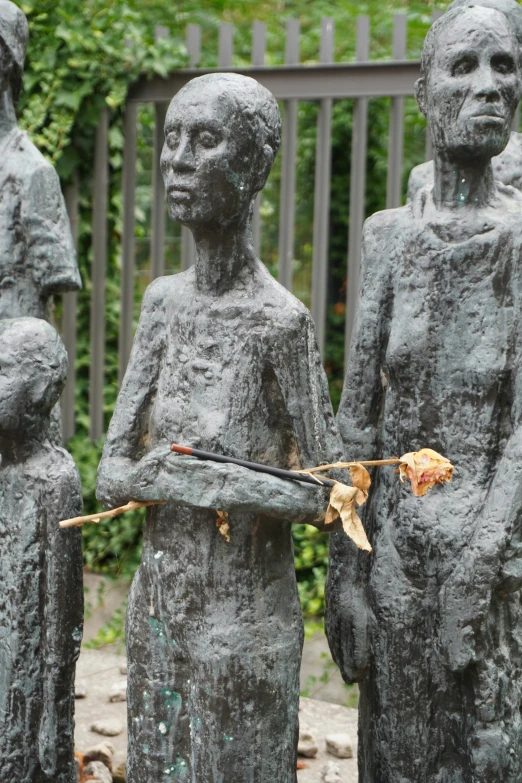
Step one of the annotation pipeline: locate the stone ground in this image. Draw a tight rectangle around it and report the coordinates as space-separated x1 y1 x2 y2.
77 572 358 782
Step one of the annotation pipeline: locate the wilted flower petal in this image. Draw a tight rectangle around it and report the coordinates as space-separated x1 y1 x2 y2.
348 463 371 505
399 448 454 497
324 482 372 552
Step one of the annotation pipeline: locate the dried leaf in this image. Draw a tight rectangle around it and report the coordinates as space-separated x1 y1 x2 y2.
324 483 372 552
348 462 371 505
296 760 309 770
399 448 454 497
216 510 230 543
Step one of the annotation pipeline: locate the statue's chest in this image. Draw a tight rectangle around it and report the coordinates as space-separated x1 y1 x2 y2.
152 302 269 445
385 231 517 389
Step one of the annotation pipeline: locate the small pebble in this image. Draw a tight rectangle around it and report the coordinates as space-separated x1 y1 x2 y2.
109 679 127 703
83 741 115 772
90 719 124 737
75 680 88 699
325 732 354 759
119 663 128 675
112 761 126 782
322 760 343 782
83 759 113 783
297 728 318 758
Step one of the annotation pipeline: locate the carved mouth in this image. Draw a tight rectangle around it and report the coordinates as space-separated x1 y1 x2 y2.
471 112 504 121
167 185 193 201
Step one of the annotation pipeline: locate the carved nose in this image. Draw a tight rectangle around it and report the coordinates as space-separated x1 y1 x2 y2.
475 71 501 102
172 137 196 171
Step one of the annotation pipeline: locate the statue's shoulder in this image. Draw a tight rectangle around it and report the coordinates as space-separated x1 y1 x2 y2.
363 204 412 244
407 159 434 196
255 263 311 330
26 444 81 494
142 268 194 309
6 130 57 182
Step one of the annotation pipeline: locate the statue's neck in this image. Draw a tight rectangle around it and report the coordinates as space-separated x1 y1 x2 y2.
0 86 18 141
0 425 50 465
191 219 256 295
432 149 496 210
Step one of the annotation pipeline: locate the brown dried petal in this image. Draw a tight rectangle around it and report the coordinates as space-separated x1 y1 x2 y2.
348 463 371 505
325 483 372 552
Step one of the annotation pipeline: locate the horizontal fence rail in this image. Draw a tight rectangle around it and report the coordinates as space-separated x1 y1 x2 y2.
64 11 447 440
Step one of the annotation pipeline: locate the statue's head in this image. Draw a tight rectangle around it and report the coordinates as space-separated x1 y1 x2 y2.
415 6 520 163
161 73 281 231
0 0 28 102
0 318 68 436
447 0 522 59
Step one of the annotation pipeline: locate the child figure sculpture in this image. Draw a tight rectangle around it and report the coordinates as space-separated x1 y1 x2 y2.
97 74 340 782
327 8 522 783
0 318 83 782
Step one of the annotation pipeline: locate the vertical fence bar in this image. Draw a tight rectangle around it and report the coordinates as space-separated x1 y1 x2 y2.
89 107 109 441
344 16 370 368
62 171 79 443
118 101 138 384
278 19 299 290
151 26 169 281
252 20 266 66
218 23 234 67
151 102 167 280
311 17 334 356
186 24 201 67
252 21 266 256
386 13 407 209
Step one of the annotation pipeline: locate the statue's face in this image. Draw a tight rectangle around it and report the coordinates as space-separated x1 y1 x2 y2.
425 11 519 161
161 85 259 230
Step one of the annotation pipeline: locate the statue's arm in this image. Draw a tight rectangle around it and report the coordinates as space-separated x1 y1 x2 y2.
267 307 344 528
96 280 327 523
25 164 81 294
326 216 393 683
337 215 392 461
439 422 522 671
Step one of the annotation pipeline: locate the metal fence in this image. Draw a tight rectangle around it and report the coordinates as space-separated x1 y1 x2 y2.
61 12 445 442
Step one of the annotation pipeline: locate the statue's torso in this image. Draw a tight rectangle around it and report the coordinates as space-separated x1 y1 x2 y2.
372 189 522 583
0 129 80 320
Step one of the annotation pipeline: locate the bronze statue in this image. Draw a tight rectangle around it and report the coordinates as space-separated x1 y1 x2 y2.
0 318 83 782
327 7 522 782
0 0 80 321
97 73 340 782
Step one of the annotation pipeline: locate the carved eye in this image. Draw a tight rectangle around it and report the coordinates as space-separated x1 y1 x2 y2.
198 131 220 148
452 56 476 76
166 130 180 149
492 54 515 75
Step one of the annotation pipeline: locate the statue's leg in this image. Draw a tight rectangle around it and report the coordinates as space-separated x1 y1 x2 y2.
126 570 191 783
188 634 301 783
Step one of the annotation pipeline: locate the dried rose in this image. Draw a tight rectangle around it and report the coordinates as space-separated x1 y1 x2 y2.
399 448 454 497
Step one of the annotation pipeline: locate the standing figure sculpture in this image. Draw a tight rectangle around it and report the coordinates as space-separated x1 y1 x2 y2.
0 0 80 321
0 318 83 782
327 8 522 782
407 0 522 201
97 73 340 783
